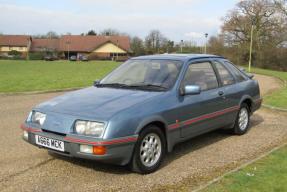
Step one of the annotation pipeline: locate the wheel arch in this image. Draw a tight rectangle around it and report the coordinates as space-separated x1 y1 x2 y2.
239 95 253 112
135 116 170 152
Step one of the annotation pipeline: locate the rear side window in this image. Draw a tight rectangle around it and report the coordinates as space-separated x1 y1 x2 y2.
214 61 235 86
224 61 247 82
182 62 218 91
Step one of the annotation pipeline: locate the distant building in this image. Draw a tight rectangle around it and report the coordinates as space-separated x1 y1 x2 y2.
59 35 130 60
30 38 59 53
0 34 130 60
0 35 32 57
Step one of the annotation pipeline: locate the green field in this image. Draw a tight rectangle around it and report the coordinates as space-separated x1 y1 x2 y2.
248 67 287 109
203 67 287 192
0 60 120 93
1 61 286 109
204 145 287 192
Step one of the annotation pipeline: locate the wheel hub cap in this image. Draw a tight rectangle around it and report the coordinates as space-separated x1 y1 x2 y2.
140 133 162 167
238 108 248 131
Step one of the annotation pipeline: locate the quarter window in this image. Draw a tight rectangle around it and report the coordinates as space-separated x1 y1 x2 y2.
224 61 247 82
182 62 218 91
214 61 235 86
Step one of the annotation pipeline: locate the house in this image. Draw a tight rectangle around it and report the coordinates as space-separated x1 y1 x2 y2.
58 35 130 60
30 38 59 53
1 34 130 60
0 35 32 57
30 35 131 60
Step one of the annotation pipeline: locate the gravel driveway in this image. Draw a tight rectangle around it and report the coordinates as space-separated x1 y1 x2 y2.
0 74 286 192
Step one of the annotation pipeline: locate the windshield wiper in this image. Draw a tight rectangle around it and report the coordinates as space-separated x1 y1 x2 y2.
128 83 168 91
96 83 129 88
97 83 168 91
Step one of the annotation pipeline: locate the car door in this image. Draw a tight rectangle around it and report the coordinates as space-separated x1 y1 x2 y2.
211 59 240 125
177 60 229 138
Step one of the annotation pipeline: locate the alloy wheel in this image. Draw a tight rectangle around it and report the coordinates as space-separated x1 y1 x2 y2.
139 133 162 167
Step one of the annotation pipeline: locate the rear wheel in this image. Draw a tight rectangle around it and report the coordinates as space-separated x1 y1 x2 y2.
130 125 166 174
232 103 250 135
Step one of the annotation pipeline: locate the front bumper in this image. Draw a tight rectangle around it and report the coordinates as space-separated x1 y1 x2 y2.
21 124 138 166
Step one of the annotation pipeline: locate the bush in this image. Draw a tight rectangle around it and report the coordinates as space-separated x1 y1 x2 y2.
8 50 21 57
29 52 45 60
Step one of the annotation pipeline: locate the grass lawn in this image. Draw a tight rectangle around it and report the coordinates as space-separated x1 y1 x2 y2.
1 60 286 109
203 67 287 192
203 145 287 192
247 67 287 109
0 60 120 93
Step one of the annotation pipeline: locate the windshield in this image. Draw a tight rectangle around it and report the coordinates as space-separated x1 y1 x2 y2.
100 59 183 91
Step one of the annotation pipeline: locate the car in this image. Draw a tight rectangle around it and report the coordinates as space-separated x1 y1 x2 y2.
21 54 262 174
70 55 77 61
80 55 89 62
44 55 58 61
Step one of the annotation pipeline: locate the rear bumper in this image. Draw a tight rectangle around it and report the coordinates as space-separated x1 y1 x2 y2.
21 124 137 166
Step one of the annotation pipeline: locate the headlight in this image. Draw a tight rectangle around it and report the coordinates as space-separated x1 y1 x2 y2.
75 120 105 137
27 111 46 126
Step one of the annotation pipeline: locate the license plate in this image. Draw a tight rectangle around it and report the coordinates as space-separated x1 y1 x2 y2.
35 135 65 152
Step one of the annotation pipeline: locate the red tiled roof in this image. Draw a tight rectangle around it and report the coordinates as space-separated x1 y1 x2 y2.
0 35 31 46
1 35 130 53
58 35 130 52
30 38 60 51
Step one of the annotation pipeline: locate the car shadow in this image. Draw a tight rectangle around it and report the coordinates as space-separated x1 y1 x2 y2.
49 113 264 174
48 152 132 174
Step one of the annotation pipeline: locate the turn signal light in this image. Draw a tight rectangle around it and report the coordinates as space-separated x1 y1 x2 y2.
93 146 106 155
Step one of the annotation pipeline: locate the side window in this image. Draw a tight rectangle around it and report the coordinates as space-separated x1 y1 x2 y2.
214 61 235 86
182 62 218 91
224 61 247 82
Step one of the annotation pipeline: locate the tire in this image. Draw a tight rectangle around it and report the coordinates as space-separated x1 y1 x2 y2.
130 125 166 174
232 103 250 135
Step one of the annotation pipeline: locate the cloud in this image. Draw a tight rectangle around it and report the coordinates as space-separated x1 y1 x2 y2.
0 1 223 42
73 0 201 11
184 32 205 39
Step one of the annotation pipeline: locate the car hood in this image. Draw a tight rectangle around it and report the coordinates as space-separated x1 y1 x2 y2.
35 86 164 120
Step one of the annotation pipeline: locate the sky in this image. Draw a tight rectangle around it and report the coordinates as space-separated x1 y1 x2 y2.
0 0 239 44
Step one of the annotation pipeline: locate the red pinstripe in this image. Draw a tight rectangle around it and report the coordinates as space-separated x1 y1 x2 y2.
20 124 42 133
64 136 138 146
168 105 240 130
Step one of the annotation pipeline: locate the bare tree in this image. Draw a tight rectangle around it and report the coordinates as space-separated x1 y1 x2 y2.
46 31 59 38
33 31 59 39
100 29 121 36
208 35 225 55
220 0 287 69
145 30 169 54
130 36 145 56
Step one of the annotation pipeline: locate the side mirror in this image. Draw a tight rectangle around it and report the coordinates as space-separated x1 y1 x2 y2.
239 67 246 72
181 85 201 96
246 73 254 79
94 80 101 87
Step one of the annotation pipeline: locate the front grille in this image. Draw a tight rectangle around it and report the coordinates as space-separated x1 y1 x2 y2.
41 129 66 136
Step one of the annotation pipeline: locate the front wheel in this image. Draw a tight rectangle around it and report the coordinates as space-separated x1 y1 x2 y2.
232 103 250 135
130 125 166 174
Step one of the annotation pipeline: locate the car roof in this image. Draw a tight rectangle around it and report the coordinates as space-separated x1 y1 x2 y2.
131 54 224 62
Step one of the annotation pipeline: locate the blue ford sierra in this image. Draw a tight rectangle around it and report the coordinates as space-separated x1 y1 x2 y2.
21 54 261 174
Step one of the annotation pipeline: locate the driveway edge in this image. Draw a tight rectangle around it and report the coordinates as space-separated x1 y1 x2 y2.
192 142 287 192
